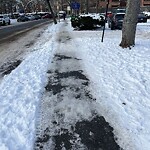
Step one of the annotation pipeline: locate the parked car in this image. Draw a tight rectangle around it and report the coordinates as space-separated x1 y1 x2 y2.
42 13 52 19
109 13 125 30
113 8 126 14
26 14 35 20
17 15 30 22
101 12 112 22
138 13 147 23
58 11 66 18
0 14 10 25
143 12 150 19
33 14 41 20
107 11 113 18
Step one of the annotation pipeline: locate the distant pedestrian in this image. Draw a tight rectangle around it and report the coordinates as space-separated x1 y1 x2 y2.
63 13 66 20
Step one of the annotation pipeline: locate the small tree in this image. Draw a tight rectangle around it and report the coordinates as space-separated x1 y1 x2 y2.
119 0 140 48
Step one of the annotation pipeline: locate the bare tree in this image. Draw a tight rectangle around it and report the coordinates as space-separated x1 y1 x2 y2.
119 0 140 48
0 0 17 14
45 0 57 24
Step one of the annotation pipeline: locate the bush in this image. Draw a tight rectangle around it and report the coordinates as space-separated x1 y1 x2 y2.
71 16 80 28
71 15 105 30
79 16 94 29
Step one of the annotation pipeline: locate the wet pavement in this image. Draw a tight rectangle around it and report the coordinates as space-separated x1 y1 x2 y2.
34 21 123 150
34 53 121 150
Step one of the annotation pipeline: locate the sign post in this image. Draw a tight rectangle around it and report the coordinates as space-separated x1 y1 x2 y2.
71 2 80 15
101 0 109 42
71 2 80 10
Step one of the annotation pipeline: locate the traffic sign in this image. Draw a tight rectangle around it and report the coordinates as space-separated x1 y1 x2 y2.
71 2 80 10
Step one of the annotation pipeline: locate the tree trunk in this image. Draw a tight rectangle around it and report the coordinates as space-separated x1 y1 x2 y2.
45 0 57 24
119 0 140 48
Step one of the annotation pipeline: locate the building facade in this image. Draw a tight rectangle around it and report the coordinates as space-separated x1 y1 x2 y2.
141 0 150 6
99 0 150 8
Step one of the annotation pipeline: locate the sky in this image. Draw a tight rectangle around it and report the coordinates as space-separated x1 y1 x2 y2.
0 17 150 150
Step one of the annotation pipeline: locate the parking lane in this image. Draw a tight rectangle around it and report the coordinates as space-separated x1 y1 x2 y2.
0 19 52 42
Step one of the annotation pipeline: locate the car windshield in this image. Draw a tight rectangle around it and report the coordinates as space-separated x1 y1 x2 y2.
116 14 125 20
138 13 145 17
117 9 126 13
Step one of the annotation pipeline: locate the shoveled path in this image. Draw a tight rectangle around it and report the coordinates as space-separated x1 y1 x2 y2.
34 21 122 150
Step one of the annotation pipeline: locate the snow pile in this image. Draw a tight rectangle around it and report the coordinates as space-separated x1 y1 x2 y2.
0 19 150 150
0 23 61 150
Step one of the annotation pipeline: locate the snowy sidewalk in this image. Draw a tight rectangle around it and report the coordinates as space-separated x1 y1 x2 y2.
0 19 150 150
34 21 121 150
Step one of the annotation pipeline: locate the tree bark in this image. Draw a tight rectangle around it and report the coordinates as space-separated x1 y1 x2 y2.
45 0 57 24
119 0 140 48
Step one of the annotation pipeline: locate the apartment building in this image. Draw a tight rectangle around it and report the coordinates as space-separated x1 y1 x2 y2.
141 0 150 6
99 0 150 8
53 0 150 14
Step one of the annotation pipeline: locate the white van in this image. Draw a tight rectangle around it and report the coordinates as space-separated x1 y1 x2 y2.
0 14 11 25
58 11 66 18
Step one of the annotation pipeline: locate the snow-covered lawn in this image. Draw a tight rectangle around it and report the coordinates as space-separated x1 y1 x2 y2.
0 19 150 150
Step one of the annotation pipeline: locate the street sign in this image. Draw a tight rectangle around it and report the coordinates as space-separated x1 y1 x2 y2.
71 2 80 10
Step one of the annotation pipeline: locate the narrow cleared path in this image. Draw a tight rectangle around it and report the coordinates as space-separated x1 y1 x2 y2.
34 21 122 150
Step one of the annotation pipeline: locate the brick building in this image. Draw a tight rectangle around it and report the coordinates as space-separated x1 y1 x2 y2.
141 0 150 6
99 0 150 8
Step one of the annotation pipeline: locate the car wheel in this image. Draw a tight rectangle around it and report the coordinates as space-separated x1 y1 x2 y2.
8 20 10 25
111 24 115 30
3 21 5 25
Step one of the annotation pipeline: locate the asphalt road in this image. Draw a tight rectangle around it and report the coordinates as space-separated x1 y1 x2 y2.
0 19 52 42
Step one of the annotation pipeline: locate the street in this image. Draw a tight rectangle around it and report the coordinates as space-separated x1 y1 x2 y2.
0 19 52 43
0 20 50 79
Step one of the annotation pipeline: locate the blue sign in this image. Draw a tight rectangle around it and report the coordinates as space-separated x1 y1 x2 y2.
71 2 80 10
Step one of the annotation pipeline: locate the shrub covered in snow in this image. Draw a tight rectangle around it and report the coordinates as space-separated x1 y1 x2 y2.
71 14 105 30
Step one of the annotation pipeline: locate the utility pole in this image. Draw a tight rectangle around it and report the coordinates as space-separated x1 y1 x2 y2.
85 0 89 14
96 0 99 13
101 0 109 42
45 0 57 24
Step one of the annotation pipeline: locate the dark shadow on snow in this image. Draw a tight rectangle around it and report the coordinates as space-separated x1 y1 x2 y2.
0 60 22 76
